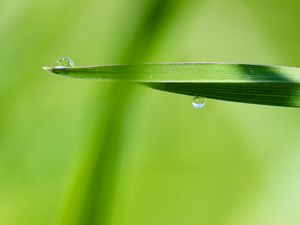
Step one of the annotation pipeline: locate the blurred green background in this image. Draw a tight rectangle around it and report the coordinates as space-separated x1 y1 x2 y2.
1 0 300 225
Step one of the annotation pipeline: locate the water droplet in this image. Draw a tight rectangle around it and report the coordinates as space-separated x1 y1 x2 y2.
192 96 206 109
56 57 75 68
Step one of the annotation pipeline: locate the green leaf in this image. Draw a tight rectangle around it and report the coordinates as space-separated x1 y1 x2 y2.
44 63 300 107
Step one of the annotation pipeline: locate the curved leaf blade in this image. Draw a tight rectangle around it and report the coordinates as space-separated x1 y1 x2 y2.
44 63 300 107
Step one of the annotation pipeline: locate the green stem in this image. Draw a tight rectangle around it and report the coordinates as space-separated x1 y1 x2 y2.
56 1 192 225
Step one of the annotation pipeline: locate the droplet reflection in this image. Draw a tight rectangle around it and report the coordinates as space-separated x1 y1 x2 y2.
192 96 206 109
56 57 75 68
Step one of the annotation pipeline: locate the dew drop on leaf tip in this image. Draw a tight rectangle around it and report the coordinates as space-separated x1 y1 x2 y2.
55 57 75 68
192 96 206 109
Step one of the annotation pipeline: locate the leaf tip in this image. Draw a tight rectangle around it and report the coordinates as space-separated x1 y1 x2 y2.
42 66 54 73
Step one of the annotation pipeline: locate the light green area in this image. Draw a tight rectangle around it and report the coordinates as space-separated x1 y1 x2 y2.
1 0 300 225
46 63 300 83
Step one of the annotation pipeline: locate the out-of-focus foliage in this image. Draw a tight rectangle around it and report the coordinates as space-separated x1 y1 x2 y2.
1 0 300 225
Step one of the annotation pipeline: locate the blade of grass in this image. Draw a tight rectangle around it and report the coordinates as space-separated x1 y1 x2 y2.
45 63 300 107
55 1 193 225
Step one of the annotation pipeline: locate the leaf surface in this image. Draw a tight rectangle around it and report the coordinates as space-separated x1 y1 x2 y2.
45 63 300 107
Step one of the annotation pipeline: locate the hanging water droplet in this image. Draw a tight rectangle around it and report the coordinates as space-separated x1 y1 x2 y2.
55 57 75 68
192 96 206 109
